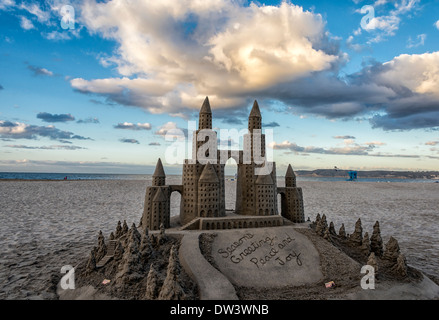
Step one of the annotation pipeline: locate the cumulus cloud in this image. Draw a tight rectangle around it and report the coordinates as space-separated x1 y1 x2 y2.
27 65 54 77
435 20 439 30
71 1 341 115
276 51 439 130
114 122 151 130
0 120 92 142
425 141 439 146
68 0 439 131
37 112 75 123
119 138 139 144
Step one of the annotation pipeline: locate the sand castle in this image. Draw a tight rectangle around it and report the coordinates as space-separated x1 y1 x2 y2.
61 98 439 301
140 97 305 231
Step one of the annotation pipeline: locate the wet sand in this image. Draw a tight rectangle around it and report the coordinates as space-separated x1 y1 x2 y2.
0 179 437 299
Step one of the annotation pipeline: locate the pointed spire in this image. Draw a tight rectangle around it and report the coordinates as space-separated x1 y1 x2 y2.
153 158 165 177
153 187 167 202
285 164 295 177
285 164 297 187
200 96 212 114
152 158 166 186
255 172 273 185
199 162 219 183
198 97 212 130
249 100 261 118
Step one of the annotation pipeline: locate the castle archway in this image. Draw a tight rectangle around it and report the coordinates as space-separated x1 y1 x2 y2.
278 191 287 217
224 157 238 212
170 190 181 218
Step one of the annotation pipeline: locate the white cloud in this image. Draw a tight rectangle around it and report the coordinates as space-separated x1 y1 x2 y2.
19 2 50 23
373 0 388 6
43 30 73 41
364 141 386 146
27 65 54 77
72 1 340 114
406 33 426 48
435 20 439 30
365 15 400 34
0 0 14 10
377 52 439 98
357 0 421 43
114 122 151 130
155 122 187 140
19 15 34 30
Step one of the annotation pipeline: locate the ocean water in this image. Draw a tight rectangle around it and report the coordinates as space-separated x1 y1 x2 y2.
0 172 436 183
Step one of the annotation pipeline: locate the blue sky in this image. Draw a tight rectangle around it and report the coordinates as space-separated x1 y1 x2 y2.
1 0 439 174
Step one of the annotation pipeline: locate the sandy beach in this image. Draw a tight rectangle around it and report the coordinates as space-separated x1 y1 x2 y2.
0 178 438 299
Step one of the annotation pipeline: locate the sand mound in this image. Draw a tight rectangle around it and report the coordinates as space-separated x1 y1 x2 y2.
59 223 198 300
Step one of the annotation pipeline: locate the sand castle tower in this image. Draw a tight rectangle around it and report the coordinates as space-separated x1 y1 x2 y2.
180 97 226 225
198 162 221 218
255 173 276 216
141 159 171 230
236 100 277 216
278 164 305 223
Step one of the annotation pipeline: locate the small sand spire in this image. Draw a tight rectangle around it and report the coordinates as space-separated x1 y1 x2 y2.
367 252 378 277
383 236 401 262
370 221 384 257
329 221 337 236
361 232 371 256
349 218 363 246
145 265 160 300
96 230 106 261
339 223 347 238
85 247 97 274
115 221 122 238
158 245 186 300
122 220 129 235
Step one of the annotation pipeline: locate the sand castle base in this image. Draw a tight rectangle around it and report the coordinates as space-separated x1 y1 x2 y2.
57 215 439 300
